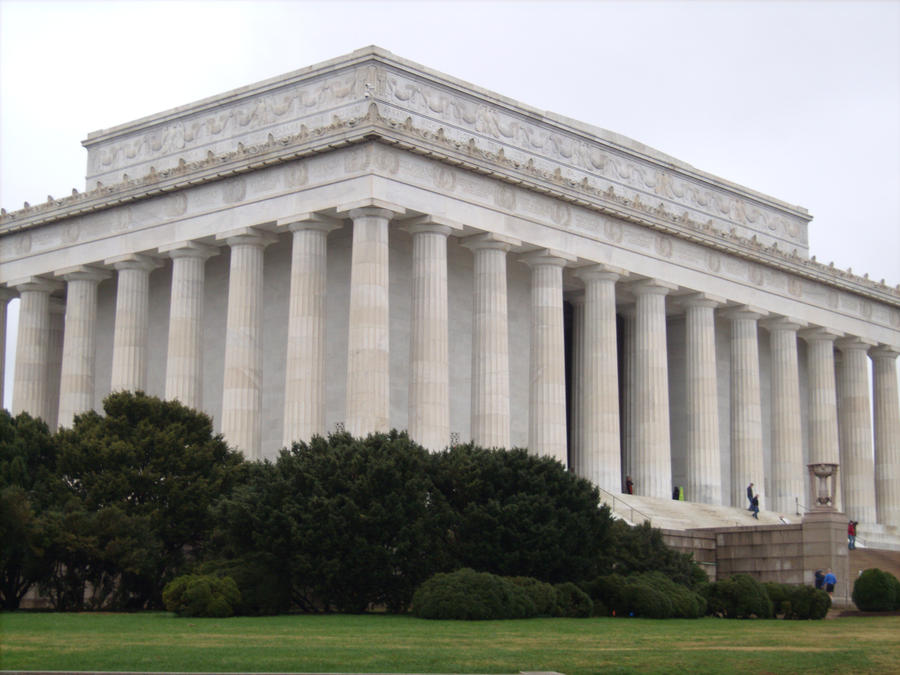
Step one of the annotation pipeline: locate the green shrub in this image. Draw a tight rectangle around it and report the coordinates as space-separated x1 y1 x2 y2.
888 572 900 611
764 582 789 615
623 581 673 618
580 573 628 616
633 571 704 618
705 574 772 619
553 582 593 618
509 577 557 616
197 557 288 616
412 569 536 620
162 574 241 618
852 569 899 612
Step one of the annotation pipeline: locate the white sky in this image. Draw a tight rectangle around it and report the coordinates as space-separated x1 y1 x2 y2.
1 0 899 408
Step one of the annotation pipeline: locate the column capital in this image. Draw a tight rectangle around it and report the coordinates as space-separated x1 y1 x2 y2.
760 315 807 332
837 336 878 353
460 231 521 252
104 253 163 272
403 219 454 238
8 276 64 293
216 226 279 248
159 240 220 260
403 214 464 236
722 304 768 321
869 344 900 361
567 290 585 306
276 212 344 233
0 287 17 302
55 265 111 283
679 292 726 310
800 326 843 343
628 278 678 297
519 248 576 269
574 263 625 283
336 198 406 220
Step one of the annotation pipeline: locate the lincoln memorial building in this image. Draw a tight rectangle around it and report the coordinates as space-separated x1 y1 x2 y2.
2 47 898 532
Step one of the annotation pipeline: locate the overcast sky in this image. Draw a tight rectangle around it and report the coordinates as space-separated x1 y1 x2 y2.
1 0 899 408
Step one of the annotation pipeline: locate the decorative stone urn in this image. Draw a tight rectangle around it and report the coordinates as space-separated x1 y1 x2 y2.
808 463 839 510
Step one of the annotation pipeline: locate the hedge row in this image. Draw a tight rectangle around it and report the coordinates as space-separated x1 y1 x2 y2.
764 582 831 620
580 571 706 619
411 569 593 620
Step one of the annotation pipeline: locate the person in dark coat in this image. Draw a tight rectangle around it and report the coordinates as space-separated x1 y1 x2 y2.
625 476 634 495
746 482 754 509
751 494 760 519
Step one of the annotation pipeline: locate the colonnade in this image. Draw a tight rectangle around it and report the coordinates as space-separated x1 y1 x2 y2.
4 206 900 527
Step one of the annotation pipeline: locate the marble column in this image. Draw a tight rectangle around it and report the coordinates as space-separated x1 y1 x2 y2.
407 220 453 451
217 228 277 459
870 346 900 526
279 216 341 446
837 338 877 524
107 254 161 393
343 205 402 437
56 266 109 428
11 277 60 421
462 233 518 449
574 265 622 492
631 279 676 497
726 307 766 509
570 294 586 476
160 242 218 411
0 288 15 409
620 308 636 491
764 317 806 516
683 294 722 505
45 299 65 431
522 250 572 465
802 328 841 467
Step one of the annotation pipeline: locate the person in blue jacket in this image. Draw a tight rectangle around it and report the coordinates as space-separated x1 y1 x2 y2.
824 569 837 597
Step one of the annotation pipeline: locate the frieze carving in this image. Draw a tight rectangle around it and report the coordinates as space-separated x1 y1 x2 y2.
378 70 802 249
86 65 374 176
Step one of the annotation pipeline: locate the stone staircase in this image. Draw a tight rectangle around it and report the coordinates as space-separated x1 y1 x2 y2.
598 490 795 530
848 547 900 580
856 523 900 551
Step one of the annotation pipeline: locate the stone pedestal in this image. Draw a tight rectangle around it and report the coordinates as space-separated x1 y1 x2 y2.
802 510 850 608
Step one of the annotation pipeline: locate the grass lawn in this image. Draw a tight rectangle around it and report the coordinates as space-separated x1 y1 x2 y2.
2 612 899 674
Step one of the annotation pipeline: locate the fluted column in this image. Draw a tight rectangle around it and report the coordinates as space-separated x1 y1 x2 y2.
726 307 765 509
764 317 805 515
802 328 841 467
0 288 15 408
870 346 900 526
56 266 109 428
160 242 218 411
218 228 277 459
45 298 65 431
407 220 452 451
107 254 161 393
574 265 622 492
522 250 572 464
620 308 636 490
344 205 401 437
683 294 722 505
837 338 877 524
279 216 341 446
462 233 518 449
11 277 60 421
631 279 676 497
570 294 586 476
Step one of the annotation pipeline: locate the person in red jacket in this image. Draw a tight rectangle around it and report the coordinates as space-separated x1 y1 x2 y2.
848 520 857 550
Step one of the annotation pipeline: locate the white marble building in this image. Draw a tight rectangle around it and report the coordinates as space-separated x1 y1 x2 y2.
1 47 898 528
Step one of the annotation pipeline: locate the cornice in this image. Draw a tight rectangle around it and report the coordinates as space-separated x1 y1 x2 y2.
1 104 897 308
